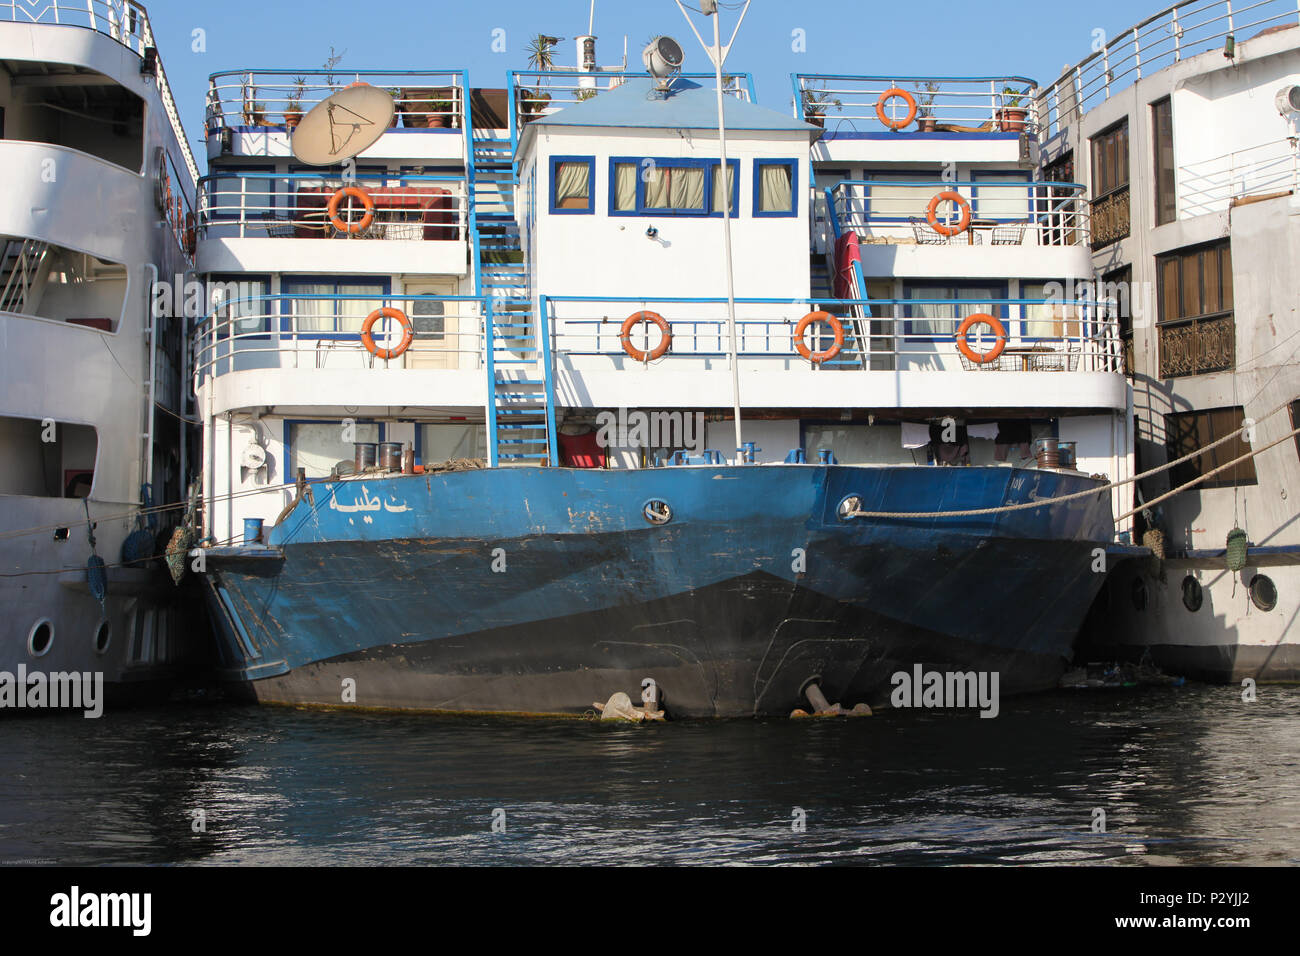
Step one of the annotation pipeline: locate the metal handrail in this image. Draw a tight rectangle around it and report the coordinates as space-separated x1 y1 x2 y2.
198 172 469 242
1177 137 1300 216
509 69 754 129
1041 0 1300 134
793 74 1039 134
825 179 1091 246
193 293 490 386
205 70 466 132
541 295 1124 373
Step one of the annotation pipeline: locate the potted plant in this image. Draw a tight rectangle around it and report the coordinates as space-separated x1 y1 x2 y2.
521 34 557 124
801 86 840 128
244 99 266 126
913 80 940 132
400 88 453 128
283 76 306 128
575 87 598 102
322 46 345 91
998 86 1030 133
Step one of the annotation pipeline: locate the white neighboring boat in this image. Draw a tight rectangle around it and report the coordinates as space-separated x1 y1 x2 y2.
0 2 202 703
1044 0 1300 679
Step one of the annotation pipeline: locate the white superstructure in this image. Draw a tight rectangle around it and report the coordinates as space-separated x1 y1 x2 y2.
0 2 199 694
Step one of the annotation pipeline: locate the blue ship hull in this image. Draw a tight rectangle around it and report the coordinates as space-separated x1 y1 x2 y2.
202 464 1114 717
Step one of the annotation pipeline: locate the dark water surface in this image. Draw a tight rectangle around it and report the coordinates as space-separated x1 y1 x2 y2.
1 685 1297 866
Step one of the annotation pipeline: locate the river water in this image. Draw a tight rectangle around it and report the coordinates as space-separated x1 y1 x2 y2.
2 684 1297 866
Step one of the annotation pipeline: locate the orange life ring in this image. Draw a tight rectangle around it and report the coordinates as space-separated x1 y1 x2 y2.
793 311 844 363
328 186 375 234
361 307 413 360
926 191 971 237
876 87 918 131
955 313 1008 364
620 311 672 362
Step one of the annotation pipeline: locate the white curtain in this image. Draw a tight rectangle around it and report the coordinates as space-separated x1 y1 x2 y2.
908 286 998 337
1022 282 1079 340
613 163 636 211
291 282 334 333
869 179 941 221
759 164 793 213
646 166 704 211
554 162 590 208
712 164 736 214
975 176 1029 220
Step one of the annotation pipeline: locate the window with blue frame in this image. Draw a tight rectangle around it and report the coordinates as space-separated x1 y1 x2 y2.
754 159 798 216
282 277 389 335
208 275 271 337
609 157 739 216
550 156 594 214
903 282 1007 339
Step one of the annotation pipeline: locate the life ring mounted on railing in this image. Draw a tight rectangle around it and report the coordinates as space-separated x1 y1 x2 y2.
927 191 971 237
793 311 844 363
875 87 918 131
361 307 413 360
955 313 1008 364
620 311 673 362
328 186 376 234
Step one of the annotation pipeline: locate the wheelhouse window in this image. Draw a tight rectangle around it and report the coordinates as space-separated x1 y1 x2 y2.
1157 240 1234 377
289 421 381 479
1152 97 1176 226
609 157 738 217
754 160 798 216
1165 406 1256 489
1090 119 1130 247
550 156 594 214
284 278 389 335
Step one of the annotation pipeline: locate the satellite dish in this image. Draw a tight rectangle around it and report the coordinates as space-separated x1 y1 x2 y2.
643 36 684 89
292 83 395 166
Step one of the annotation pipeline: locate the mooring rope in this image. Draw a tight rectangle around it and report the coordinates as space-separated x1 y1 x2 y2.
847 398 1299 521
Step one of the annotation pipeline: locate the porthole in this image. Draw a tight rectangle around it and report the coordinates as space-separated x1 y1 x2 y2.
1249 574 1278 612
28 619 54 658
643 499 672 525
837 495 862 521
1131 577 1148 612
1181 575 1203 612
94 619 112 655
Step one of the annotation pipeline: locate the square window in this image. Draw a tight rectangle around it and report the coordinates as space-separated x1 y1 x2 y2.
550 156 594 214
754 160 797 216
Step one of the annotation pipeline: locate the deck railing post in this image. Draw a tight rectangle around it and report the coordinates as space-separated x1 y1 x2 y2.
1102 44 1112 100
1225 0 1235 37
1172 8 1182 61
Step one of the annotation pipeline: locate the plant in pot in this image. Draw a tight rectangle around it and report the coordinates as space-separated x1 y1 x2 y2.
283 76 307 128
913 80 940 132
401 89 452 128
521 34 557 123
245 99 267 126
998 86 1030 133
801 86 840 128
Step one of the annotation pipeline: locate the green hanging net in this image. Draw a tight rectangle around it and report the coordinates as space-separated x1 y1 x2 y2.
1225 527 1249 572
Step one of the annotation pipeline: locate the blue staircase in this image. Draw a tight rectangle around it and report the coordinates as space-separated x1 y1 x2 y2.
471 133 557 466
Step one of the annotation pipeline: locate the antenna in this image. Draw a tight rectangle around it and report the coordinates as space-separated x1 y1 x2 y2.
674 0 752 462
291 83 395 166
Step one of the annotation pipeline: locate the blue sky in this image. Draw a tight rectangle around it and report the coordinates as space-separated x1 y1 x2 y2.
144 0 1158 160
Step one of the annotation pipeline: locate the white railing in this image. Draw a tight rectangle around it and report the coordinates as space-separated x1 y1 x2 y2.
194 294 487 387
510 71 754 130
1178 137 1300 215
199 173 468 242
0 0 199 182
793 75 1040 135
827 180 1091 246
542 296 1124 374
205 70 466 132
1041 0 1300 135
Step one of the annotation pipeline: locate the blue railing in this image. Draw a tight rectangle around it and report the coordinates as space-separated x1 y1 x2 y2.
824 179 1090 246
541 294 1124 372
198 172 469 241
793 74 1039 135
